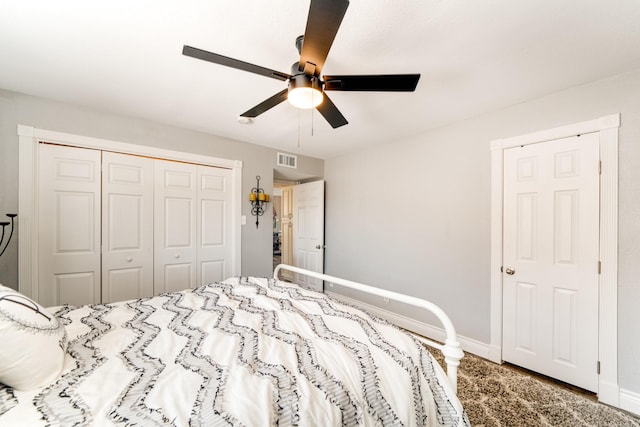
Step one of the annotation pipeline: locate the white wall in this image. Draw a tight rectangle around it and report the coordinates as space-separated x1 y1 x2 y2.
0 89 324 287
324 68 640 394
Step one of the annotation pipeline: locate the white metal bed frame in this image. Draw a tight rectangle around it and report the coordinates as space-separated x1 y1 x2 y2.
273 264 464 393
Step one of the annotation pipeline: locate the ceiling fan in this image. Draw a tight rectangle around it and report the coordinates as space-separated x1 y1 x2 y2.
182 0 420 129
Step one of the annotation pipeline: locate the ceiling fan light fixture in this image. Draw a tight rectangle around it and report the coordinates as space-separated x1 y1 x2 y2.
288 87 323 109
288 74 323 109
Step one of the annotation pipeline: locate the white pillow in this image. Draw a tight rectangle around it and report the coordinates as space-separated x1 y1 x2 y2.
0 284 67 391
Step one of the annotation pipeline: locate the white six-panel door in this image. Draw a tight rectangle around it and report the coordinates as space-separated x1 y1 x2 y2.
292 180 325 291
38 144 101 307
102 152 154 303
502 133 600 391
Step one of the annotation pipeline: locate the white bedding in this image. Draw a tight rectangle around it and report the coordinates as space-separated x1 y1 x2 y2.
0 277 469 426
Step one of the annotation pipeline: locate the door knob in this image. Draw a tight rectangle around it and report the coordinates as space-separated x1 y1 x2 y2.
505 267 515 275
315 244 323 250
126 257 133 263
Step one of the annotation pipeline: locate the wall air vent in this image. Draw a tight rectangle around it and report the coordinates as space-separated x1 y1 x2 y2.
277 152 297 168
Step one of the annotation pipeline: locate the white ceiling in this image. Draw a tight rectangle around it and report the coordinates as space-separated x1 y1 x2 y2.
1 0 640 159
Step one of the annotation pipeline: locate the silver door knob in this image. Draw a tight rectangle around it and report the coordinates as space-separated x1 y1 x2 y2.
315 245 323 249
505 267 515 275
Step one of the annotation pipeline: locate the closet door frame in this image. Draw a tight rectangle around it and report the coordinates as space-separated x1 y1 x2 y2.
17 125 243 301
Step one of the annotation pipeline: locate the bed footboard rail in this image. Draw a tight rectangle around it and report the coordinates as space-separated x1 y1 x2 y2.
273 264 464 393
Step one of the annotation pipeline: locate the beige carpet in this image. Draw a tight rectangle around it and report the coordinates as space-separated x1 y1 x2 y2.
431 349 640 426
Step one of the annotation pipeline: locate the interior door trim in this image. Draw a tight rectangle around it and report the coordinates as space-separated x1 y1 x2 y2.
18 125 243 302
489 114 619 406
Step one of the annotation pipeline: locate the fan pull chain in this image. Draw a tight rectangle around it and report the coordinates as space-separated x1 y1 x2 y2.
297 108 301 148
311 89 315 137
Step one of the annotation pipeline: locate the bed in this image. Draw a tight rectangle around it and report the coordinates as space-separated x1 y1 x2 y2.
0 265 469 426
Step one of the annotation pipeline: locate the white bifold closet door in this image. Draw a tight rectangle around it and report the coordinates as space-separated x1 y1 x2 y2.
101 152 154 303
196 165 233 285
153 159 233 294
38 144 102 307
38 143 234 307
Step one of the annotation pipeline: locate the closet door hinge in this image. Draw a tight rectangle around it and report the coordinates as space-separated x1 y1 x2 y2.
598 261 601 274
597 361 601 375
598 160 602 175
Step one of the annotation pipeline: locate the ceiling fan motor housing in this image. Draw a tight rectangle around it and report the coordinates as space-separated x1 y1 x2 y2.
289 73 321 90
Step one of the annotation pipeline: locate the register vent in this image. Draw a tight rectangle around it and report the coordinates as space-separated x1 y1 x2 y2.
277 152 297 168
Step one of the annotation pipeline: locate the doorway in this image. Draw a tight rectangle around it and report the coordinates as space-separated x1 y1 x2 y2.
273 180 295 274
489 114 620 404
272 178 325 291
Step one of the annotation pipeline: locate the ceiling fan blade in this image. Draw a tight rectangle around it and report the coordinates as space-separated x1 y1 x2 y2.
323 74 421 91
299 0 349 75
183 45 291 81
316 93 348 128
240 89 289 118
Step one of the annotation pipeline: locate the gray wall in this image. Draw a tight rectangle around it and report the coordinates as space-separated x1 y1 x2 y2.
324 68 640 393
0 89 324 287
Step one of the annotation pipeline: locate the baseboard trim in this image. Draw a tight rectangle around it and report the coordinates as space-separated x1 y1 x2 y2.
620 388 640 417
326 291 498 362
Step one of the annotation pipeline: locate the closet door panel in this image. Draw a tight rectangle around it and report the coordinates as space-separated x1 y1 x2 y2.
55 272 98 306
105 268 143 302
164 263 193 293
201 260 224 284
165 197 193 247
197 166 233 284
154 160 197 294
38 144 101 307
102 152 154 303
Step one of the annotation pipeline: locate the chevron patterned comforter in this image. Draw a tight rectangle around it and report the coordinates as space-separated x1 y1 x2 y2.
0 277 469 426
